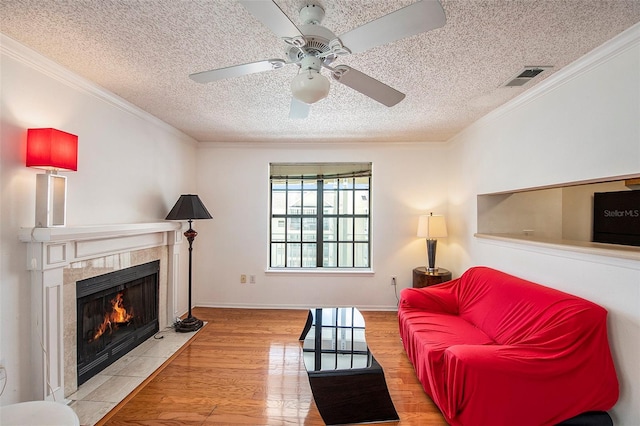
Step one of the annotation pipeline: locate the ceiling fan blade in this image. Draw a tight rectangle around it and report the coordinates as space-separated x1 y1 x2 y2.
289 98 310 119
338 0 446 54
239 0 305 46
332 66 405 107
189 59 286 83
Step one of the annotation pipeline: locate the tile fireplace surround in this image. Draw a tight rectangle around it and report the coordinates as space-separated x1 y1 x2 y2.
19 222 185 403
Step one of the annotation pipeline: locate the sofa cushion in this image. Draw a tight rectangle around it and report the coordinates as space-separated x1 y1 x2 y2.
399 308 494 399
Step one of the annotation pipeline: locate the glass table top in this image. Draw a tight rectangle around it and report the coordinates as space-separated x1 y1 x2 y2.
300 307 372 372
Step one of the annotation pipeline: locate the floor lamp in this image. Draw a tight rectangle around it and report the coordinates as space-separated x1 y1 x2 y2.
166 194 212 332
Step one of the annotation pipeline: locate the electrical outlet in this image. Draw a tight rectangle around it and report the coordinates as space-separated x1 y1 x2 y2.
240 274 247 284
391 276 397 286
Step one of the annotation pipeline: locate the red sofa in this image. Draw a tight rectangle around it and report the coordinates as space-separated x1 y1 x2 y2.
398 266 619 426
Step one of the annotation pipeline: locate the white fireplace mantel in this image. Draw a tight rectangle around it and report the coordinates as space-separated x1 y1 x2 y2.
19 222 181 243
20 222 184 402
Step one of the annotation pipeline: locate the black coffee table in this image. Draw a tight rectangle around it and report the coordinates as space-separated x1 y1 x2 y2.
299 307 399 425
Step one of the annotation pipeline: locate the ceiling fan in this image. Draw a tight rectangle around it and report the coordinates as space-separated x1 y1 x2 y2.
190 0 446 118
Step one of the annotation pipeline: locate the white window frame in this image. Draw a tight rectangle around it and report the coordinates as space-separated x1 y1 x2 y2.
268 162 373 271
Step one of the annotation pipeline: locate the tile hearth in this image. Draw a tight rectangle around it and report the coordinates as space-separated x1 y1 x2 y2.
68 325 200 426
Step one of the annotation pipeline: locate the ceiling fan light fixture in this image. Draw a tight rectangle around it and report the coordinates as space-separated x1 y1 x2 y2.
290 69 330 104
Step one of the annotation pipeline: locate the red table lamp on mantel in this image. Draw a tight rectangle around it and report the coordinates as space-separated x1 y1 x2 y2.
26 128 78 227
165 194 213 332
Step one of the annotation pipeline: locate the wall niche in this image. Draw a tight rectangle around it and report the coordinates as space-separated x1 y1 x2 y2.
476 175 640 259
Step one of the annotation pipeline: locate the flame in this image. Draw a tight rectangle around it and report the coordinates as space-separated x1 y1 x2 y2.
90 292 134 342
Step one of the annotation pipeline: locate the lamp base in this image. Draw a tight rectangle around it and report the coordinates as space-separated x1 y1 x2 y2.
426 239 438 272
175 316 204 333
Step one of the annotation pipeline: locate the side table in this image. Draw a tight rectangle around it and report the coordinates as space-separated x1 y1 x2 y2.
412 267 452 288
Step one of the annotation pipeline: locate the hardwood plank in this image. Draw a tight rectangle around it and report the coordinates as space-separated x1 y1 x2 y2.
99 307 446 425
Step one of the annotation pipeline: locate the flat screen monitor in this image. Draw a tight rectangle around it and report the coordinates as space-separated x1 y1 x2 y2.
592 190 640 247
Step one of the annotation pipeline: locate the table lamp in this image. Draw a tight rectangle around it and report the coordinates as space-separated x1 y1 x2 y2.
26 128 78 227
417 213 447 272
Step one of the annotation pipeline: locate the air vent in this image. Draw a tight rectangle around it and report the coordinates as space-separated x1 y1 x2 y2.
502 66 552 87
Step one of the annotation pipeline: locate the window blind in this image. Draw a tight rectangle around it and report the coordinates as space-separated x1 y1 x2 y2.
270 162 372 180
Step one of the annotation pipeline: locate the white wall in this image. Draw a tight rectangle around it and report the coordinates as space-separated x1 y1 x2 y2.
193 142 451 310
477 188 564 238
447 25 640 425
0 36 197 404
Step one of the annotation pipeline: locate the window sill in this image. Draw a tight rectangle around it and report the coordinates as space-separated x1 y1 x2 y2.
475 233 640 263
265 268 375 276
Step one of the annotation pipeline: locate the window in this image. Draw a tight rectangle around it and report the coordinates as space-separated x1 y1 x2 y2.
270 163 371 269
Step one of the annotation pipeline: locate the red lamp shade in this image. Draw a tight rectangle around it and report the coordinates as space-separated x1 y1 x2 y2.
26 128 78 171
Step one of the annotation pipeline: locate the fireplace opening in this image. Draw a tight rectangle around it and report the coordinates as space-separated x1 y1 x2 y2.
76 261 159 385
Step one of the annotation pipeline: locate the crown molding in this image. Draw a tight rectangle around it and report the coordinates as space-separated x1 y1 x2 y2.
197 140 450 149
1 33 197 145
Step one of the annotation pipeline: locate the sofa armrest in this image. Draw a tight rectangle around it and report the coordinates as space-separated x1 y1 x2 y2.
436 344 618 426
399 279 459 314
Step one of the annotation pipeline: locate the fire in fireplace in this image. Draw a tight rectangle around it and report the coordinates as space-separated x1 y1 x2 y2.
76 261 159 385
89 292 134 342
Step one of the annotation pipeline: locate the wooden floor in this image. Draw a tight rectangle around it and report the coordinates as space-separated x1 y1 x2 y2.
98 307 446 425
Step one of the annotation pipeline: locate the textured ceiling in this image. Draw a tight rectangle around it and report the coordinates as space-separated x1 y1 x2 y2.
1 0 639 143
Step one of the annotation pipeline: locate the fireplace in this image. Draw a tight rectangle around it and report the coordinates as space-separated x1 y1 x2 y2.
19 222 182 401
76 261 160 385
